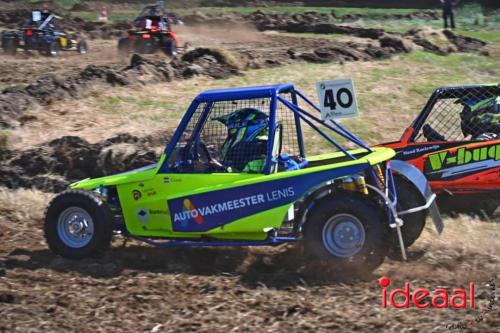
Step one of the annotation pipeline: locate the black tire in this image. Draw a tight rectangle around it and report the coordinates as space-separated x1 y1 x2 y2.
41 40 60 56
136 38 157 54
162 37 177 56
303 192 390 276
44 190 113 259
391 176 426 252
77 39 88 54
117 37 130 56
2 38 17 55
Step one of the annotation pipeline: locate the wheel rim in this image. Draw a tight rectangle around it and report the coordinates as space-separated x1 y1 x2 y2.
57 207 94 248
322 213 366 257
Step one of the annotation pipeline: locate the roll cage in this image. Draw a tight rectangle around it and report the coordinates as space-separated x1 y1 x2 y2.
159 83 373 174
409 83 500 143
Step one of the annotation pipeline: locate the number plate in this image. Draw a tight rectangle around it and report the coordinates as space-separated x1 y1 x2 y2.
32 11 41 22
316 78 359 120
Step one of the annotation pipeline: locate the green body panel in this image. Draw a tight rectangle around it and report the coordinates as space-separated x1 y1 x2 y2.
70 147 395 239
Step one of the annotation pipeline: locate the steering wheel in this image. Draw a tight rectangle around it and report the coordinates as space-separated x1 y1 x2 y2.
422 124 446 142
175 139 224 173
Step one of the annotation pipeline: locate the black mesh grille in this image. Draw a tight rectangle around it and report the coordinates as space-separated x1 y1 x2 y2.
414 86 499 142
168 94 301 173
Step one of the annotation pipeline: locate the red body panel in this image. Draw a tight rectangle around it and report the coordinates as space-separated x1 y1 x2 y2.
381 133 500 196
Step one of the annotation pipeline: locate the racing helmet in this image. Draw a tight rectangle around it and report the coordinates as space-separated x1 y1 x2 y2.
459 96 500 139
213 108 269 172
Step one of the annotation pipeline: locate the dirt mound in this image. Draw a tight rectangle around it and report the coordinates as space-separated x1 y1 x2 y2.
0 48 240 128
181 11 487 56
69 3 93 12
0 133 167 192
332 9 440 21
405 28 487 55
182 10 441 31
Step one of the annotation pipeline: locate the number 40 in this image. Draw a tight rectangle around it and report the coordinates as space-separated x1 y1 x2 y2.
323 88 353 110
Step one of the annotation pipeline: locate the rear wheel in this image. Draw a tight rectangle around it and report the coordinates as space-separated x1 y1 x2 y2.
162 37 177 56
2 38 17 55
41 40 60 56
44 190 113 259
117 37 130 56
77 39 88 54
303 192 390 276
136 38 157 54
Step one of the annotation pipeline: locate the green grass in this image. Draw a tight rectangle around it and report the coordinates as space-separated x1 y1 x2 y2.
454 29 500 44
86 50 498 154
28 0 78 9
71 9 138 22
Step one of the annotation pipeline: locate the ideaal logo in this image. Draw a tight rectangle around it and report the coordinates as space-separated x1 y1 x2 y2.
379 276 475 309
379 276 497 329
427 144 500 171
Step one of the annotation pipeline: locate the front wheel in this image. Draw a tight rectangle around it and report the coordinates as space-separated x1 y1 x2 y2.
303 192 390 276
41 40 60 56
391 176 426 252
44 190 113 259
77 39 88 54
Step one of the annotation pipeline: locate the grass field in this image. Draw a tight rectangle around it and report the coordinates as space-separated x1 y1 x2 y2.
11 48 499 155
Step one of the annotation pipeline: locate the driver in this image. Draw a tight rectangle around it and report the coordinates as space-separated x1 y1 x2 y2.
460 96 500 140
213 108 269 173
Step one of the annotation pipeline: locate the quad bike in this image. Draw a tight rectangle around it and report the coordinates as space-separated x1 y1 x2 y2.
381 83 500 218
117 4 186 57
44 83 442 275
1 9 87 57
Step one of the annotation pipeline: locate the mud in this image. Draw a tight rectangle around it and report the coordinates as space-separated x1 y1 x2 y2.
0 210 498 332
0 48 239 128
181 9 441 29
180 11 487 56
0 8 489 130
405 28 487 55
0 133 167 192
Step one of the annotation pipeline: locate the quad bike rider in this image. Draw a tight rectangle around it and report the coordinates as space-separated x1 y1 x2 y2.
118 4 181 56
1 6 87 56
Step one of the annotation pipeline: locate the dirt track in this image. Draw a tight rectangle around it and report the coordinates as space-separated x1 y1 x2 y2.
0 202 498 332
0 39 128 86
